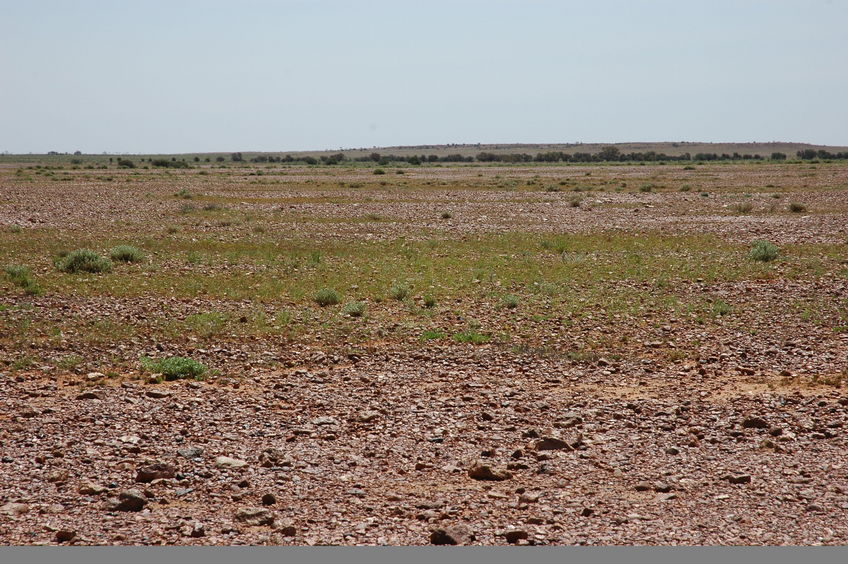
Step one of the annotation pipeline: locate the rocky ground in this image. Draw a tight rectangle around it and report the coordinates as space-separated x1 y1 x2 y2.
0 161 846 544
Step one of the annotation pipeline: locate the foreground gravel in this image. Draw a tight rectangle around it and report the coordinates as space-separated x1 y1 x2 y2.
1 347 846 545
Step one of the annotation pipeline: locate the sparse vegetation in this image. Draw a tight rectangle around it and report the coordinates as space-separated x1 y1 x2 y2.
789 202 807 213
55 249 112 274
4 265 41 295
389 283 410 301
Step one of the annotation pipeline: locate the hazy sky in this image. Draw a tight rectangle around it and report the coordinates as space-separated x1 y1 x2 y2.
2 0 846 153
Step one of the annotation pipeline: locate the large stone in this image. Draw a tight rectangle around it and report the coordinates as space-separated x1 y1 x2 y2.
107 490 147 512
430 525 475 545
468 462 512 481
234 507 275 527
136 462 176 483
215 456 248 469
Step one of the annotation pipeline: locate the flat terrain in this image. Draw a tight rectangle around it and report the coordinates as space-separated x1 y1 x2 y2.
0 159 847 545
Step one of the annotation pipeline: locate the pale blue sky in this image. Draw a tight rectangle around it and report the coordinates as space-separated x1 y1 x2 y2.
2 0 846 153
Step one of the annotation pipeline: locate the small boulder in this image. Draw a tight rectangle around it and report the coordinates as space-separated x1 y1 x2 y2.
468 462 512 481
136 463 176 483
107 490 147 512
215 456 247 469
234 507 275 527
430 525 475 545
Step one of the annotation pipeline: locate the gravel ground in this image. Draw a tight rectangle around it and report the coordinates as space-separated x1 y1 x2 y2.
0 162 846 545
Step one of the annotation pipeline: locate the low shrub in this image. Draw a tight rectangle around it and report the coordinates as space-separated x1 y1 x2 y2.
140 356 206 381
56 249 112 274
389 283 410 301
342 301 365 317
749 240 779 262
314 288 340 306
109 245 144 263
788 202 807 213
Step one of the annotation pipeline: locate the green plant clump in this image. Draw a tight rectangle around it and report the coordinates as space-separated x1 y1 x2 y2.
140 356 207 381
389 283 410 301
314 288 340 306
56 249 112 274
342 301 365 317
749 240 779 262
110 245 144 263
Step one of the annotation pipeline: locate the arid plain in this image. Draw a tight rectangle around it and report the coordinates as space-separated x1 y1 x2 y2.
1 156 846 545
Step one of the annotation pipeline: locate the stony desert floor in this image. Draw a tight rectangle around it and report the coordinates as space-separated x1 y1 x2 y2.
0 160 846 545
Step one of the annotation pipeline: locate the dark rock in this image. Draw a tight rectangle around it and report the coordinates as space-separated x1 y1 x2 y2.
261 493 277 506
136 463 176 483
430 525 475 545
724 474 752 485
277 519 297 536
189 523 205 538
107 490 147 512
742 417 768 429
76 391 103 400
501 529 529 543
634 481 652 491
55 530 76 543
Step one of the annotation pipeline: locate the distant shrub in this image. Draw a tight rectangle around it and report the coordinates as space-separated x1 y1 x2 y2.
166 226 179 234
679 185 691 192
440 212 452 219
749 240 779 262
732 202 753 214
117 158 135 169
7 225 23 233
423 295 437 308
639 184 654 192
109 245 144 263
174 189 193 199
140 356 206 381
389 283 410 301
152 159 190 169
202 203 225 212
502 294 520 309
56 249 112 274
314 288 340 306
373 168 386 175
683 165 696 170
788 202 807 213
342 301 365 317
569 196 582 208
544 185 561 192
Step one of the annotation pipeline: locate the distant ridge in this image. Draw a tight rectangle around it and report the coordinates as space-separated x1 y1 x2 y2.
287 141 848 159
